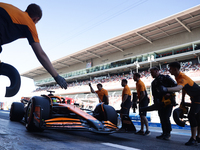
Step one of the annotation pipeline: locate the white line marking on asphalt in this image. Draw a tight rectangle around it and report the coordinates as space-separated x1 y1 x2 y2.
102 143 140 150
143 129 190 136
135 126 190 136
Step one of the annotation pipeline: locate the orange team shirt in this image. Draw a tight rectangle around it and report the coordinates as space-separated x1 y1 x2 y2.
175 72 200 100
0 2 39 45
122 85 131 100
96 88 108 102
136 79 146 99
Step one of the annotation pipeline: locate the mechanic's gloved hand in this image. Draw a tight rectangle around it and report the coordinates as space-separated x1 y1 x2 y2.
157 85 168 94
54 75 67 89
162 99 171 107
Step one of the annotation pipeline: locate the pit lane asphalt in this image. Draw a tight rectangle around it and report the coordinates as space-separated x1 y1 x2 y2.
0 110 199 150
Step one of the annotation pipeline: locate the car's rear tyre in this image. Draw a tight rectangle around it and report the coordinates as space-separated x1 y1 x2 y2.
25 96 50 132
94 104 118 125
10 102 24 121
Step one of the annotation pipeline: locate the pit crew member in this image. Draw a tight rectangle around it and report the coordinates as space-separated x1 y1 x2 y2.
120 79 132 120
0 2 67 89
133 73 150 135
89 83 109 105
150 67 177 140
162 62 200 146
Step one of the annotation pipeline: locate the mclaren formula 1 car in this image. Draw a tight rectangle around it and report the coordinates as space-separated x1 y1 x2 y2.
9 91 119 134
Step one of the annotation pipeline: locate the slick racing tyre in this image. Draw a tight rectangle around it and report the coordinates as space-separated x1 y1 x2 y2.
25 96 50 132
103 104 118 125
173 107 186 127
10 102 24 121
94 104 118 125
0 62 21 97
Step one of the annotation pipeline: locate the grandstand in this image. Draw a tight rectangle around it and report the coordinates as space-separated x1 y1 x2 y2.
21 5 200 115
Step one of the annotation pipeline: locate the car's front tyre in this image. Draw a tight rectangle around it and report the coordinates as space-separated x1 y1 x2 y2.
10 102 24 121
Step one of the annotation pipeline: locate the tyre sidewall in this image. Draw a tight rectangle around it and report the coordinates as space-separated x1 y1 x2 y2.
10 102 24 121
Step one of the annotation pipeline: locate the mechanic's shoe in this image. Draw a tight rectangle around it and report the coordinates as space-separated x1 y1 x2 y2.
162 134 171 140
135 130 144 135
196 136 200 143
156 133 165 139
144 130 151 136
185 137 197 146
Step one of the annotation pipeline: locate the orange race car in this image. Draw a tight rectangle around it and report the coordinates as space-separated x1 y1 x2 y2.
10 91 119 134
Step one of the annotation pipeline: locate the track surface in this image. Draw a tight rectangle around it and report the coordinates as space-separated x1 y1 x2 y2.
0 110 199 150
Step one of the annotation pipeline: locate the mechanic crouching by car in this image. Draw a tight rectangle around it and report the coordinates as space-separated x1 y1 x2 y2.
149 67 177 140
161 62 200 146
